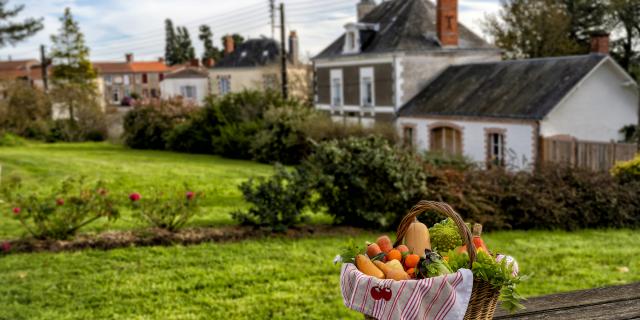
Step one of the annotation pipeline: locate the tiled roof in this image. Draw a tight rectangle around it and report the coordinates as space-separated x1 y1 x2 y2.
0 59 39 80
93 61 170 74
164 67 209 79
214 38 280 68
398 54 608 120
315 0 495 59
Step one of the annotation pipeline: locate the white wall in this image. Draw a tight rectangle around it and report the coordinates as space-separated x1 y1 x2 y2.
540 59 639 142
396 117 537 170
160 78 209 105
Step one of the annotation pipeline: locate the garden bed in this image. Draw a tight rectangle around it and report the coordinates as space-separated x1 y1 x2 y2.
2 225 365 254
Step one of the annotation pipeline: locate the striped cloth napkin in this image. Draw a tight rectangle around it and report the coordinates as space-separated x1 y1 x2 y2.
340 263 473 320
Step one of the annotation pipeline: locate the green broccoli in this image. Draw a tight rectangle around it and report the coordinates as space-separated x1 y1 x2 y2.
429 218 463 253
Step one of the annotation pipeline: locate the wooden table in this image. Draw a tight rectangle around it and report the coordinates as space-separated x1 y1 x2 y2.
494 282 640 319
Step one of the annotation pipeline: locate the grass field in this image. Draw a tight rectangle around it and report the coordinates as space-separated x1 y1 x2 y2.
0 142 273 239
1 142 639 319
0 230 638 320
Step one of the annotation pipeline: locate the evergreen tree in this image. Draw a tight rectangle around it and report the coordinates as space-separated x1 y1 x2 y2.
49 8 98 125
176 26 196 62
164 19 178 65
0 0 43 48
609 0 640 79
199 24 222 62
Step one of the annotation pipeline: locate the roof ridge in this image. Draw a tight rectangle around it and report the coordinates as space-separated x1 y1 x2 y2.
449 54 605 68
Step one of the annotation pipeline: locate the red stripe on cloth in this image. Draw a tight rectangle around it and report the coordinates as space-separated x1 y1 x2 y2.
402 278 433 319
349 273 366 308
422 274 450 319
373 279 389 318
434 272 463 320
360 277 374 313
385 281 408 320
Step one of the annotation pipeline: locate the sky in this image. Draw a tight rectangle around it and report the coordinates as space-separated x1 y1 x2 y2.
0 0 501 62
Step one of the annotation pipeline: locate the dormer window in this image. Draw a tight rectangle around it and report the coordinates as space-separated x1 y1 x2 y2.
342 22 379 55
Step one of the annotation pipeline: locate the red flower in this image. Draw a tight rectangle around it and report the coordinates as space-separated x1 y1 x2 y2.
12 207 21 215
186 191 195 200
56 198 65 206
1 242 10 253
129 193 141 202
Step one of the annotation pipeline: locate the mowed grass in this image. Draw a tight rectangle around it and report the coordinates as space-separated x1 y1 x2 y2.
0 230 638 320
0 142 273 239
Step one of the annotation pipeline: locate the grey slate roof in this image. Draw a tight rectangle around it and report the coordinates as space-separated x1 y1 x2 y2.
315 0 495 59
214 38 279 68
398 54 608 120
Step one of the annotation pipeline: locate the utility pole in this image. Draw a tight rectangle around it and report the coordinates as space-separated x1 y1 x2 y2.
40 44 49 91
279 3 288 99
270 0 276 39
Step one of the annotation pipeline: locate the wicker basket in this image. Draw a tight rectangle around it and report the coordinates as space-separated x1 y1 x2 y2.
386 200 501 320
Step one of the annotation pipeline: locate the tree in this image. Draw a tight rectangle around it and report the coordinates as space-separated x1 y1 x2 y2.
0 0 43 48
164 19 179 65
199 24 222 62
563 0 609 51
176 26 195 62
609 0 640 78
49 8 104 140
483 0 584 59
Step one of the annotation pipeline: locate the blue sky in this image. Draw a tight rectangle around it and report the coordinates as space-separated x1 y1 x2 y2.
0 0 501 62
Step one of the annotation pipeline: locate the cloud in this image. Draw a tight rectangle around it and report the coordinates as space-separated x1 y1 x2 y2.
0 0 500 62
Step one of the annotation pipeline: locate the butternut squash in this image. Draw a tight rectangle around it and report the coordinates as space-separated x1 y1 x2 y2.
405 219 431 258
356 255 384 279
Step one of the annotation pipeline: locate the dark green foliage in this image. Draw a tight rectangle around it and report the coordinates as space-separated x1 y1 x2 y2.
130 188 202 232
199 24 222 62
0 0 43 48
233 165 311 231
0 81 51 139
164 20 195 65
122 100 193 150
425 165 640 231
164 19 178 65
304 136 427 228
212 121 261 159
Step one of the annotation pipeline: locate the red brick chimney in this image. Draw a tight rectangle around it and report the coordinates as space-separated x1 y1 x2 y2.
437 0 459 47
590 31 609 55
224 35 235 55
203 58 215 68
125 53 134 63
158 57 165 64
190 59 200 67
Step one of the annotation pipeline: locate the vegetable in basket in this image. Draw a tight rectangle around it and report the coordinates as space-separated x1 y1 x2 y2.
429 218 463 253
417 249 452 279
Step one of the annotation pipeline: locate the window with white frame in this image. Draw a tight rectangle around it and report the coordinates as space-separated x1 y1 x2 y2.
330 69 343 107
487 132 505 167
343 25 360 54
359 67 374 107
403 126 414 147
180 85 197 99
219 76 231 95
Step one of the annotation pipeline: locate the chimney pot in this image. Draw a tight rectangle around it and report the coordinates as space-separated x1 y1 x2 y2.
224 35 235 55
158 57 165 64
437 0 459 47
204 58 215 68
590 32 609 55
125 53 134 63
288 30 299 65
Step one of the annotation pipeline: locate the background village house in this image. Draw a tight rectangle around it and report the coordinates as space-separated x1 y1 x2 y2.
160 59 212 106
210 33 311 101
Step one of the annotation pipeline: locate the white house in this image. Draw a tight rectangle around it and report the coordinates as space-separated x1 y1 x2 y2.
160 67 210 105
396 53 639 170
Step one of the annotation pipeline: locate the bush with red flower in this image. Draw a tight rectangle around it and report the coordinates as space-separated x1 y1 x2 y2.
129 187 202 232
6 177 120 240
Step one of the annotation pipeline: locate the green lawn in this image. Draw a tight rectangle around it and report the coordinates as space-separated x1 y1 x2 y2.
1 142 639 319
0 230 638 320
0 142 273 239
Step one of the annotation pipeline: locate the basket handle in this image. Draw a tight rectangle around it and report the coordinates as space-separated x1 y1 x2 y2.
393 201 476 268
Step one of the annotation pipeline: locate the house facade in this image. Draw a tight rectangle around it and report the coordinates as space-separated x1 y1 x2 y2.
93 54 171 106
160 65 210 105
209 33 311 101
397 53 639 170
313 0 501 126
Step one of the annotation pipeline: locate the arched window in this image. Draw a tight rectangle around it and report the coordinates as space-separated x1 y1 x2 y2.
430 126 462 155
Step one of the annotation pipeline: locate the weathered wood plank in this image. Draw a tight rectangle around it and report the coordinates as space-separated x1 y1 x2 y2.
494 282 640 320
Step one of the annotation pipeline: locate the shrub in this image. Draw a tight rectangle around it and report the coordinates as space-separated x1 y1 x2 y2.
233 165 311 231
122 99 194 149
129 188 202 232
0 132 27 147
0 81 52 139
250 105 316 165
611 154 640 184
212 121 262 159
304 136 427 228
7 177 119 240
302 115 398 144
424 165 640 230
422 151 476 171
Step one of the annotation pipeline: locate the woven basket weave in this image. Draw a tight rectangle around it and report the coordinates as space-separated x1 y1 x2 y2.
364 201 501 320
